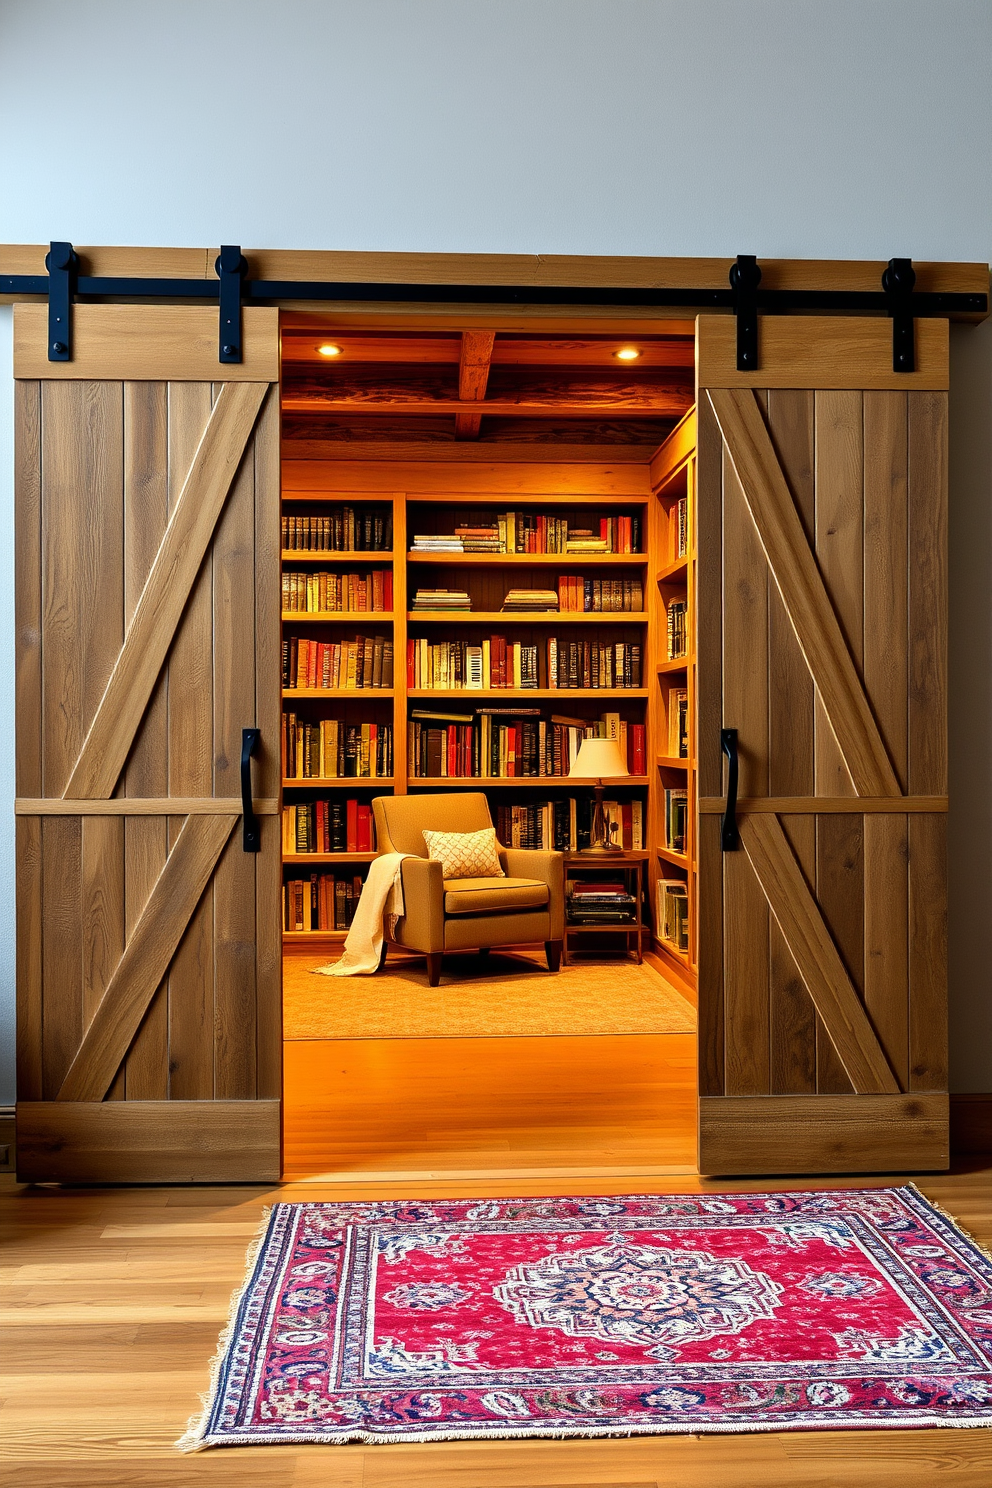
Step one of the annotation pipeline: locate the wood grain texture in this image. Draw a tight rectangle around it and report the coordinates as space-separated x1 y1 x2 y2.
908 392 949 795
722 444 769 1094
909 812 948 1092
121 380 171 1100
708 388 898 797
697 315 950 389
699 1092 948 1174
56 814 236 1102
739 814 898 1095
455 329 495 437
698 796 947 813
13 303 279 380
14 1100 279 1182
252 389 284 1102
64 381 267 800
282 459 652 495
15 797 279 815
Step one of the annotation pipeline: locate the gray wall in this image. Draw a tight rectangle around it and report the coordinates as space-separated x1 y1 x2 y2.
1 0 989 1102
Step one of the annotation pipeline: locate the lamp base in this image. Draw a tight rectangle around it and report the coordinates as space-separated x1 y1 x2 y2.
579 842 625 854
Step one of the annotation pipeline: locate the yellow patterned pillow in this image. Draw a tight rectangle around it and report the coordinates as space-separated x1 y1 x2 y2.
423 826 505 879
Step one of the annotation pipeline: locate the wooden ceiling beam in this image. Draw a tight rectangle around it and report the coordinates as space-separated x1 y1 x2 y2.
281 393 692 418
455 330 495 438
280 332 695 367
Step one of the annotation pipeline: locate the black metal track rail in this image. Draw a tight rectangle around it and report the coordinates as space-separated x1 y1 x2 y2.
2 247 986 371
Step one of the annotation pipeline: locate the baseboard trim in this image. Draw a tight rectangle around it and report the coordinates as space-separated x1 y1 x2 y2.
950 1093 992 1154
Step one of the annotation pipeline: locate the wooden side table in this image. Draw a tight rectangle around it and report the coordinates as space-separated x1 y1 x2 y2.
562 850 648 965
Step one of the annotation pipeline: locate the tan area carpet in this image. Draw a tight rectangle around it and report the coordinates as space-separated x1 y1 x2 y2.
284 948 696 1039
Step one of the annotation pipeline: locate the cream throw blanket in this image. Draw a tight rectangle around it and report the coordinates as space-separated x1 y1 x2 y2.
312 852 410 977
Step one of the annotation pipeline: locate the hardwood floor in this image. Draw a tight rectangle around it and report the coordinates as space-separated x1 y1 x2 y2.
2 1163 989 1486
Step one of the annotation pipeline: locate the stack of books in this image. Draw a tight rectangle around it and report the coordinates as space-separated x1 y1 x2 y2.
501 589 559 613
411 534 463 553
566 881 637 924
565 528 609 553
455 523 501 552
411 588 472 611
657 879 689 952
667 600 688 660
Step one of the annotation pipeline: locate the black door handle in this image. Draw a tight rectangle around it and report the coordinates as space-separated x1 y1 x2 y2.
721 728 740 852
241 728 261 852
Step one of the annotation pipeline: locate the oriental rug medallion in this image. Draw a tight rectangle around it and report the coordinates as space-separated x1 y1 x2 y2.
180 1186 992 1448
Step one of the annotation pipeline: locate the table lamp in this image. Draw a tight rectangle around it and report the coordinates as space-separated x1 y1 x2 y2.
569 736 629 853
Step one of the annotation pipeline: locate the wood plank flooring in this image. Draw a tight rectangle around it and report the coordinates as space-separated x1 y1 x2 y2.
2 1163 990 1486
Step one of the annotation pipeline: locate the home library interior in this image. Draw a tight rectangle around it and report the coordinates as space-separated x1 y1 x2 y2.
279 322 698 996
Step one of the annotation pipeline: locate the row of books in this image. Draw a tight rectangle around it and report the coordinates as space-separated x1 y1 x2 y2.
664 787 689 854
405 637 642 691
667 599 688 660
281 715 394 779
567 880 638 924
559 576 644 612
282 569 393 614
283 634 394 691
408 710 646 779
284 873 365 932
657 878 689 952
410 513 642 555
282 799 377 855
674 494 689 560
493 799 644 852
281 509 392 552
668 687 689 757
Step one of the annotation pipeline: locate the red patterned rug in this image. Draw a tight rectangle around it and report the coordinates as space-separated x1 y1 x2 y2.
180 1186 992 1448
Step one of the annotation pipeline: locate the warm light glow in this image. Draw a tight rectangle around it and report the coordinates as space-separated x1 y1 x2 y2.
614 346 641 361
317 343 342 357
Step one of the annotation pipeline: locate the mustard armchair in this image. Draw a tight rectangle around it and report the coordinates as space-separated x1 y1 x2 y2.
371 793 564 986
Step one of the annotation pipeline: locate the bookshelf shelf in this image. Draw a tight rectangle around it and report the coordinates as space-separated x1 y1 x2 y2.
407 687 649 699
283 777 394 789
283 930 348 943
406 493 651 506
284 852 377 864
656 755 689 770
407 552 649 566
408 611 648 625
657 657 690 674
283 688 394 699
657 846 689 868
283 611 394 622
656 557 688 583
281 550 395 561
409 776 649 788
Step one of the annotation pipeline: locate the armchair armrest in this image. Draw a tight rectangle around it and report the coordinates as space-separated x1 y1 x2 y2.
397 856 445 952
499 848 564 938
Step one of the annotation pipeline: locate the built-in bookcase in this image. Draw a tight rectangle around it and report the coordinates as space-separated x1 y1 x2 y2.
648 409 697 991
280 472 665 944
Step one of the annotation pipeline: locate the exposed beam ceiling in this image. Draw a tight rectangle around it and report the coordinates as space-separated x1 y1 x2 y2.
455 331 495 439
281 333 694 367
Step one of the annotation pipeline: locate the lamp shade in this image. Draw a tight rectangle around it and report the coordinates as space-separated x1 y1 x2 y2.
569 737 629 779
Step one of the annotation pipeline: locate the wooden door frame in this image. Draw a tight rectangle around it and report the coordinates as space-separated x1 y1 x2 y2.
6 248 986 1184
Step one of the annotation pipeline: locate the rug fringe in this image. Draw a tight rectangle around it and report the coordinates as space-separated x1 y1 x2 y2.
904 1180 992 1264
175 1206 274 1453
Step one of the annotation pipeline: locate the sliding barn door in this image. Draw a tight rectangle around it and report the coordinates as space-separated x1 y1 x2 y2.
14 305 282 1181
695 316 948 1174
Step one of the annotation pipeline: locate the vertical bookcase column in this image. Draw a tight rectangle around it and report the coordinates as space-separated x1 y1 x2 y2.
391 493 408 797
648 408 698 994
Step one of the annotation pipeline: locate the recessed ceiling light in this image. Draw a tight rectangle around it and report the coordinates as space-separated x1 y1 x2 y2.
614 346 641 361
317 343 342 357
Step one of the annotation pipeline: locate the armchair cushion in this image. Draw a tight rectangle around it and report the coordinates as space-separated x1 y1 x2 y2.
424 826 504 879
443 876 548 916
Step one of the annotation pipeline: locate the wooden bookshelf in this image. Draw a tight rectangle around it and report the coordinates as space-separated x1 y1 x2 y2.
648 407 698 990
281 473 663 943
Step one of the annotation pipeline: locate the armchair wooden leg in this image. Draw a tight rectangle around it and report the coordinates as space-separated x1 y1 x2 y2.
425 952 442 987
377 938 389 972
545 939 563 972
